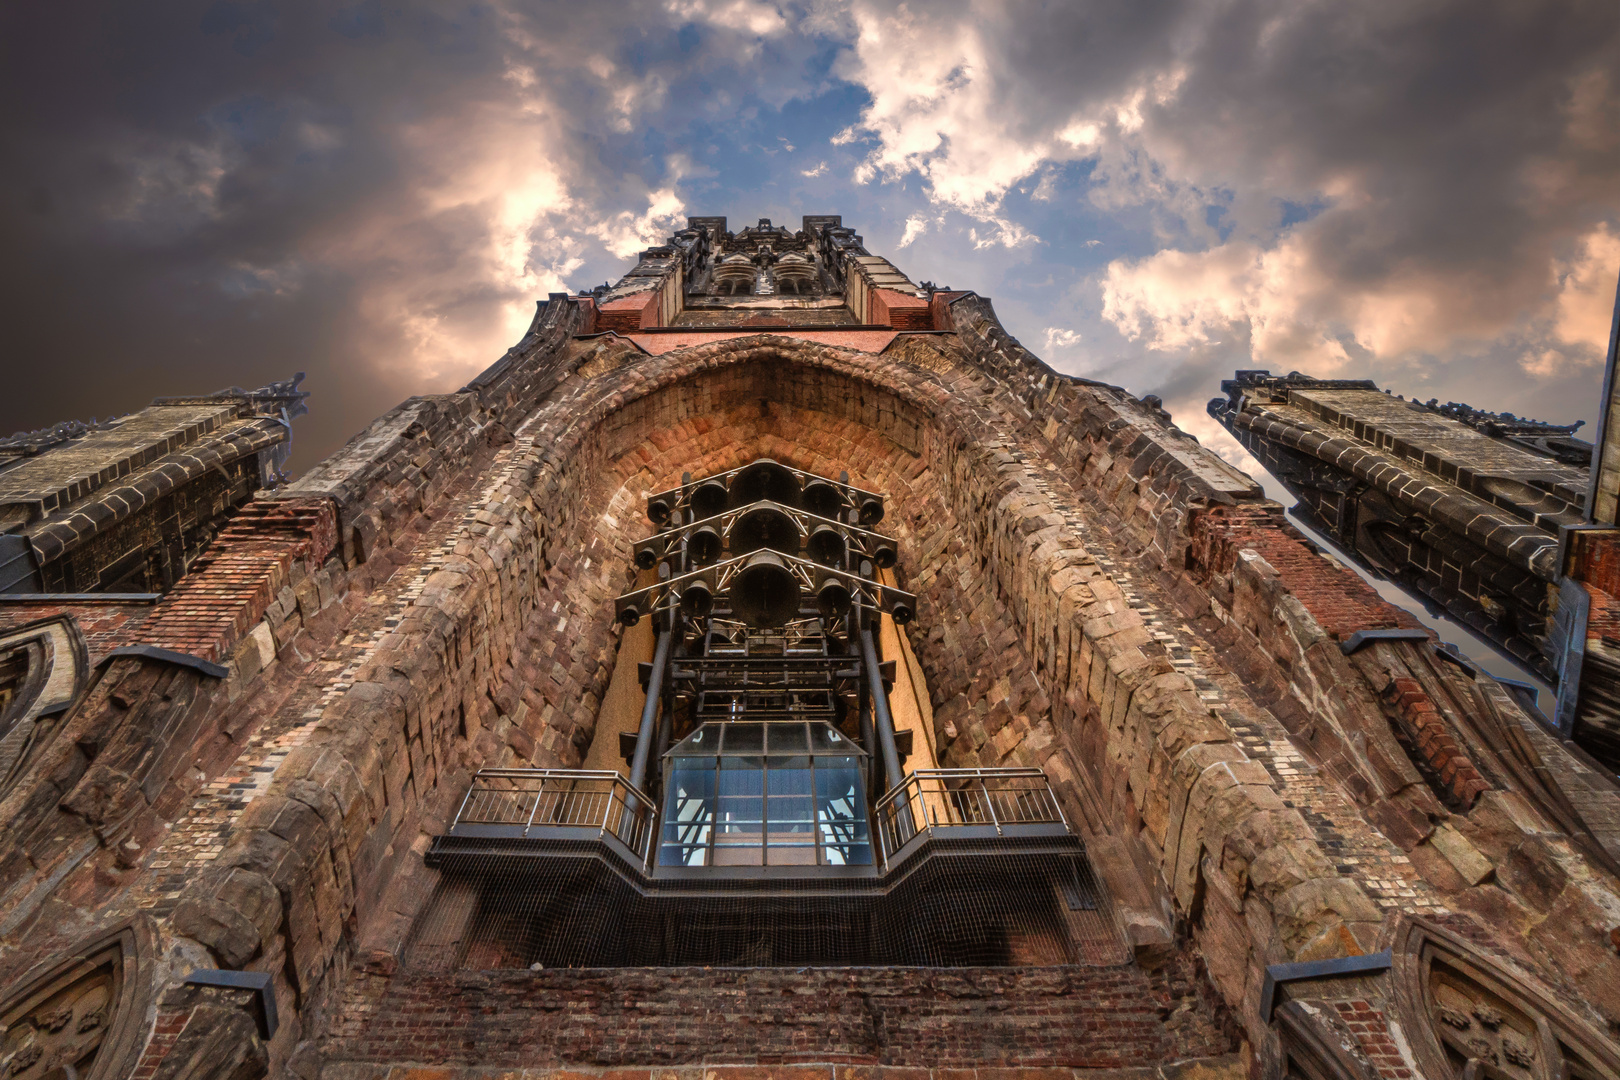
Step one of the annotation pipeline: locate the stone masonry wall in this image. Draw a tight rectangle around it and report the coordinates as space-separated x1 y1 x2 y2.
272 330 1360 1075
3 285 1619 1080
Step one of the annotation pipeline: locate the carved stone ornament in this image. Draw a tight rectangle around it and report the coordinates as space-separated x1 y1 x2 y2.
0 614 88 798
1391 917 1620 1080
0 924 151 1080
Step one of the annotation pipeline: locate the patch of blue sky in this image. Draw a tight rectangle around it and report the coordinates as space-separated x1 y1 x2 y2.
1278 196 1329 229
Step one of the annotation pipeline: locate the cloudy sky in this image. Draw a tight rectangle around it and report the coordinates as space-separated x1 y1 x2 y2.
2 0 1617 474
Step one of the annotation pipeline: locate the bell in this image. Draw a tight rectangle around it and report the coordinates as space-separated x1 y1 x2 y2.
680 579 714 618
618 602 643 626
690 480 729 521
647 498 672 525
806 525 847 566
635 543 660 569
815 576 852 617
870 539 898 569
732 505 797 555
730 551 802 627
687 526 722 565
729 460 800 508
858 497 885 525
890 600 914 625
802 481 844 520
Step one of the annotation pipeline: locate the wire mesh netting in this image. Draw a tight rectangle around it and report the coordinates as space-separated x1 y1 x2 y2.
404 842 1131 970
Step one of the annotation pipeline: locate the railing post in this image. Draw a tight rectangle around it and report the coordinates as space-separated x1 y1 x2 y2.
452 776 477 829
522 778 544 837
983 775 1002 835
642 791 656 866
1048 777 1070 831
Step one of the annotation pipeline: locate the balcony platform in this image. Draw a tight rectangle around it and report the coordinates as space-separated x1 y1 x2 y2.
416 767 1126 968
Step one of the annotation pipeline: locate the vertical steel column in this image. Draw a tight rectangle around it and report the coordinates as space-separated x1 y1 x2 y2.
628 625 673 794
857 664 875 789
860 610 911 839
621 619 672 841
655 633 682 763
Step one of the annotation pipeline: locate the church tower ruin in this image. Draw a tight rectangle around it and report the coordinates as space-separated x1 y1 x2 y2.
1 215 1619 1080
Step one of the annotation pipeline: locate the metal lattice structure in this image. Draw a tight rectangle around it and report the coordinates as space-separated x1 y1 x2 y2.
421 458 1128 968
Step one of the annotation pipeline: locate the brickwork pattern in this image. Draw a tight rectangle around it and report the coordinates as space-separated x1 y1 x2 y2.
1189 505 1422 640
1332 1000 1413 1080
323 963 1231 1069
321 1064 1242 1080
131 497 337 662
1385 677 1490 807
0 597 155 662
129 1001 192 1080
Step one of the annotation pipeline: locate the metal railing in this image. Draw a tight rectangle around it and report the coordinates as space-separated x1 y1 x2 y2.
873 768 1070 865
450 769 658 864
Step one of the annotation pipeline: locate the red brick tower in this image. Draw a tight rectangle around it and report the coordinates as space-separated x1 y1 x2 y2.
2 218 1619 1080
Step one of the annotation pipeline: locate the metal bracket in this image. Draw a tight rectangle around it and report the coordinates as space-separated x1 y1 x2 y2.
106 644 230 679
1492 676 1540 711
1261 950 1393 1020
1430 642 1476 677
1339 628 1430 655
182 969 278 1039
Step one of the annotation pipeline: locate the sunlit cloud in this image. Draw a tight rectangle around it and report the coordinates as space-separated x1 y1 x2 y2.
1553 223 1620 355
1042 327 1082 352
3 0 1619 476
820 0 1619 430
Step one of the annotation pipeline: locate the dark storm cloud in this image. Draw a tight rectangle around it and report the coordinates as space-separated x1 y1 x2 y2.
0 1 836 468
2 1 1616 477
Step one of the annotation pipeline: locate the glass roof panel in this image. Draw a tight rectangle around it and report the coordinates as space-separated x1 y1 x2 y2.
665 721 868 758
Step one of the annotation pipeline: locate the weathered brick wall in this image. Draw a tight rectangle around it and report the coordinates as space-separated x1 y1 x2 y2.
131 497 338 665
322 961 1233 1069
268 333 1360 1064
151 327 1620 1070
4 286 1620 1080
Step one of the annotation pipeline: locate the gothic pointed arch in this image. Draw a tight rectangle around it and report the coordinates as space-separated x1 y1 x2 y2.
0 613 88 798
0 920 155 1080
1391 917 1620 1080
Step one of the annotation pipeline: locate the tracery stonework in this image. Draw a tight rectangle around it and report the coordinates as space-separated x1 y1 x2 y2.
0 926 155 1080
0 615 86 799
0 959 112 1079
0 215 1617 1078
1393 919 1620 1080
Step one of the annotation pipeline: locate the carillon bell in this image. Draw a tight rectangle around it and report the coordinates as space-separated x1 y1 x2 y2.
729 460 800 508
807 525 847 566
688 525 723 564
730 550 802 627
690 480 729 521
732 505 797 554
